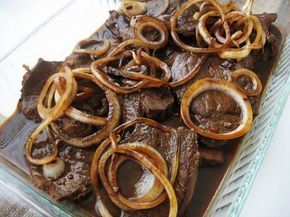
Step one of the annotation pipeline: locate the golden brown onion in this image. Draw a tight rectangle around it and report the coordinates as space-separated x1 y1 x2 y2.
231 68 262 96
51 89 121 148
91 51 171 94
26 68 77 165
120 1 147 18
171 0 227 53
90 118 179 216
54 68 107 126
74 39 110 57
134 16 169 49
94 143 178 216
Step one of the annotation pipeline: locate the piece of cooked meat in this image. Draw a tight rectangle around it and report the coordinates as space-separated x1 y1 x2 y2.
115 124 200 217
175 4 198 36
19 59 62 122
105 10 133 41
122 88 176 122
29 138 93 201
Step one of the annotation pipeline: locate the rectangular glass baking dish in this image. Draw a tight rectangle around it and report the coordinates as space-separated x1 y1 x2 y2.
0 0 289 216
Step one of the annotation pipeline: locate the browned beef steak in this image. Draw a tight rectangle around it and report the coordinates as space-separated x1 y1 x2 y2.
29 137 93 200
117 124 199 217
105 10 133 41
19 59 62 122
122 88 176 122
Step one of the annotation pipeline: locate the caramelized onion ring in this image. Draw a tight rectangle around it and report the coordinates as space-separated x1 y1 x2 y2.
92 142 178 216
181 78 253 140
108 39 150 57
218 15 265 59
91 51 171 94
171 0 227 53
51 89 120 148
91 56 149 94
26 68 77 165
95 195 113 217
134 16 169 49
55 68 107 126
102 144 168 210
74 39 110 57
109 120 178 209
198 11 231 49
90 118 179 215
231 68 262 96
108 153 166 203
120 1 147 18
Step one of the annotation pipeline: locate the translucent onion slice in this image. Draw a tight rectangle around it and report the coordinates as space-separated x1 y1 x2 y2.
134 16 169 49
181 78 253 140
74 39 110 57
91 55 149 94
231 68 262 96
108 154 165 202
43 158 65 180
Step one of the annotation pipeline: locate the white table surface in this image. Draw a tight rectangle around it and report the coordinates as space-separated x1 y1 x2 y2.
0 1 289 217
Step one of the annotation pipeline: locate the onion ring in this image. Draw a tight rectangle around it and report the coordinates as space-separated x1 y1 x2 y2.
91 141 178 216
171 0 228 53
120 1 147 18
90 117 179 215
26 68 77 165
51 88 121 148
91 51 171 94
231 68 262 96
54 68 107 126
181 78 253 140
134 16 169 49
74 39 110 57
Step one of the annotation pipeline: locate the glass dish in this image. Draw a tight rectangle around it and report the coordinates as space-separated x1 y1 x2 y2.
0 0 289 216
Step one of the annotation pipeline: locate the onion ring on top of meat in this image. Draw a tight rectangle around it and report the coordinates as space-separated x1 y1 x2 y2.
231 68 262 96
181 78 253 140
74 39 110 57
26 67 77 165
134 16 169 49
91 118 179 216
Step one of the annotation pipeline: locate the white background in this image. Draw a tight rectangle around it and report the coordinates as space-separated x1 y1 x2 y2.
0 1 289 217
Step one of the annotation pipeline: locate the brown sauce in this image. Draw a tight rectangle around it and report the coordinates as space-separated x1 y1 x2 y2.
0 26 282 217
